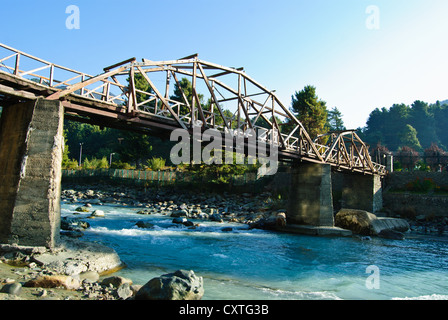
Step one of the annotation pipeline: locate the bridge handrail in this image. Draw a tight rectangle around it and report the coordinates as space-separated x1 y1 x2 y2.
0 42 387 176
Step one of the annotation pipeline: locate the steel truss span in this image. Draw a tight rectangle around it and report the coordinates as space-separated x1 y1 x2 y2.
0 43 386 175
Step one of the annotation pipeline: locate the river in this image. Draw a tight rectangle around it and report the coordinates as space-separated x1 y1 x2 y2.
61 202 448 300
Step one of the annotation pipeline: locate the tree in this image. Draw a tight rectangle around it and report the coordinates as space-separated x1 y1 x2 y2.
409 100 439 149
399 124 422 151
170 77 204 116
384 103 409 151
326 107 346 131
363 107 386 147
117 130 152 168
290 85 328 139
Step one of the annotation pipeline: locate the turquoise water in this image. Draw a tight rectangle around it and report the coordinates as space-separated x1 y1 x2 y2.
61 202 448 300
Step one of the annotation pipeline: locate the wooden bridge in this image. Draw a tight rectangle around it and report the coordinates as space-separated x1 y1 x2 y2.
0 43 386 176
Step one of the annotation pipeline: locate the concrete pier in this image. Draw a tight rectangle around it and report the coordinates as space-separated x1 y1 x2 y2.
0 98 64 248
287 163 334 227
341 173 383 213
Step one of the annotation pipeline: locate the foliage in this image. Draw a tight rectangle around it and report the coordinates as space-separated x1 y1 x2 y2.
399 124 422 151
147 157 166 171
361 100 447 152
63 159 79 170
170 77 204 116
406 177 437 193
327 107 346 131
289 85 328 140
110 160 135 170
82 157 109 170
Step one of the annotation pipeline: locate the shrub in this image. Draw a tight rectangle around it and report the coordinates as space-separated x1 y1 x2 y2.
110 160 135 170
147 157 166 171
81 157 109 169
62 159 79 170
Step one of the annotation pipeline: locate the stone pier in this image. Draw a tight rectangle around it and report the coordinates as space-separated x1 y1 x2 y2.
287 162 334 226
0 98 64 248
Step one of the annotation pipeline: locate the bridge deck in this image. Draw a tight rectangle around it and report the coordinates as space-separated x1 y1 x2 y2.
0 43 386 175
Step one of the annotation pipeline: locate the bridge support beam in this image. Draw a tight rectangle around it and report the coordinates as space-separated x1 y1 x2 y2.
0 98 63 248
287 163 334 226
340 173 383 213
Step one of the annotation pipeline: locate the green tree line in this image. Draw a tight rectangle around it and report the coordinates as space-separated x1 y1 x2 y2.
358 100 448 152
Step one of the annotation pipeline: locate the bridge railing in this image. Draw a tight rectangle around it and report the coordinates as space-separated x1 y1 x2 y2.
0 42 387 176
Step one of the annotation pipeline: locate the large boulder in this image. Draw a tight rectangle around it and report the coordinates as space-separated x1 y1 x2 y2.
335 209 410 238
135 270 204 300
335 209 377 235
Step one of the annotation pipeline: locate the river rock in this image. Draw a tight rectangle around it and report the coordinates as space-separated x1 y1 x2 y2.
75 206 90 213
210 213 223 222
171 210 189 218
173 217 187 224
182 220 195 227
101 276 133 288
135 221 154 229
135 269 204 300
334 209 377 235
117 282 133 300
90 210 105 217
0 282 22 296
78 271 100 283
61 217 90 231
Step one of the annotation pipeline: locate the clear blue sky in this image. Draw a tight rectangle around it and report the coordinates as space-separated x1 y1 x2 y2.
1 0 447 129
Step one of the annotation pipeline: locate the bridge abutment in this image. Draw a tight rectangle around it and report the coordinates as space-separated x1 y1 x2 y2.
287 162 334 226
0 98 63 248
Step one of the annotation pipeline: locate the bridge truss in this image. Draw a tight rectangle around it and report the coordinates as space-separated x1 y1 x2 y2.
0 43 386 175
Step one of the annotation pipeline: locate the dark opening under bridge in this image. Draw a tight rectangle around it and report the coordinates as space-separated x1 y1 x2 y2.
0 43 386 248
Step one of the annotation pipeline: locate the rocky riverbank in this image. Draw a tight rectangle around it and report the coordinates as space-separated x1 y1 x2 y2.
61 183 448 237
61 183 288 233
0 239 203 301
0 239 133 300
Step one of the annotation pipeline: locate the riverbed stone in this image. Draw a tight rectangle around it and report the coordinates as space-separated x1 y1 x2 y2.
90 210 105 217
135 221 154 229
117 282 133 300
334 209 377 235
171 210 189 218
135 269 203 300
101 276 132 288
0 282 22 296
173 217 187 224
